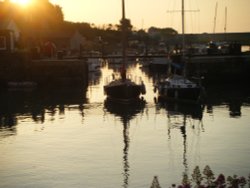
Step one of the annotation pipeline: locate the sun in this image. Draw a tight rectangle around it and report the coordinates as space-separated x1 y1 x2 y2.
11 0 31 6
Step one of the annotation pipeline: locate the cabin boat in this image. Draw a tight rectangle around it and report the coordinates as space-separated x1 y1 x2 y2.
104 67 146 102
154 0 204 103
103 0 146 103
155 74 203 102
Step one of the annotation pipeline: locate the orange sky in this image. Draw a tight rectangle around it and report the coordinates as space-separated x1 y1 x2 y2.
49 0 250 33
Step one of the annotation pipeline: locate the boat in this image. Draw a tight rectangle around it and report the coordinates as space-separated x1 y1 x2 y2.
155 74 203 102
103 0 146 102
154 0 204 103
104 74 146 103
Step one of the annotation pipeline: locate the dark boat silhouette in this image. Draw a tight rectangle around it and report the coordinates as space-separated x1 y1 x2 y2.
103 0 146 103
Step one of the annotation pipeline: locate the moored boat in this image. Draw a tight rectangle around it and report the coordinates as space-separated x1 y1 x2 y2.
154 0 205 103
155 74 204 103
103 0 146 103
104 67 146 103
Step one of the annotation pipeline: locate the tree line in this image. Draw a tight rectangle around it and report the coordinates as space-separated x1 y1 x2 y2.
0 0 178 52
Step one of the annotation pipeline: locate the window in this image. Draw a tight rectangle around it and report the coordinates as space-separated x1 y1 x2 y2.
0 36 7 50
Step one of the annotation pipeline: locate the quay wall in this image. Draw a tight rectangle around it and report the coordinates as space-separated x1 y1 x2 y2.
29 59 88 87
0 53 88 88
185 55 250 85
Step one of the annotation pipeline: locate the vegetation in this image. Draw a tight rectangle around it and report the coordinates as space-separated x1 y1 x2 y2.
151 166 250 188
0 0 178 54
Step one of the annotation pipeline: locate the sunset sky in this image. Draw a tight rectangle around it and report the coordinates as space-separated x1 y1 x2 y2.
49 0 250 33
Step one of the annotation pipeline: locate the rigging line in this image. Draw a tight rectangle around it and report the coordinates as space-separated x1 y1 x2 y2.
191 0 200 33
166 8 199 34
172 0 177 30
194 0 201 33
189 0 194 33
197 9 200 33
168 0 174 29
213 1 218 33
166 10 200 13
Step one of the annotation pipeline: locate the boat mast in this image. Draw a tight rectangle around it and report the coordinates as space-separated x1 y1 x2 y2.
122 0 126 66
181 0 185 55
224 6 227 34
181 0 187 78
224 6 227 41
120 0 127 80
167 0 198 56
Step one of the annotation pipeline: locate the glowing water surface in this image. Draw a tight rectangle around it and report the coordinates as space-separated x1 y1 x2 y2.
0 61 250 188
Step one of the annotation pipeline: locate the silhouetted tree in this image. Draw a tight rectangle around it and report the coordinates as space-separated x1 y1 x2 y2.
118 18 133 32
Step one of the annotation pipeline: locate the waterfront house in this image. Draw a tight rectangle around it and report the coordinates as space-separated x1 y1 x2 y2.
39 29 86 57
70 30 86 53
0 18 20 53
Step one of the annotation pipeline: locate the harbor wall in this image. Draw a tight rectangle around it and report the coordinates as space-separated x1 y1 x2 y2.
186 55 250 85
0 52 88 88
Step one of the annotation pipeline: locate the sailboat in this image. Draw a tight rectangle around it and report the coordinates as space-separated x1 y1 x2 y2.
103 0 146 103
154 0 204 103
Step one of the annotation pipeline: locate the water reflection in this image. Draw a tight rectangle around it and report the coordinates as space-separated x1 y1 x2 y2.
143 62 250 118
156 100 205 181
0 87 87 134
205 85 250 118
156 99 204 120
88 71 102 86
0 61 250 187
104 99 146 188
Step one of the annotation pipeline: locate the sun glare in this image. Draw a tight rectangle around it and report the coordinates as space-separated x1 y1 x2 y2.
11 0 31 6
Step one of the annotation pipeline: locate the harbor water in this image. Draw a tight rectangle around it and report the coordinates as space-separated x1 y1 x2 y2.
0 61 250 188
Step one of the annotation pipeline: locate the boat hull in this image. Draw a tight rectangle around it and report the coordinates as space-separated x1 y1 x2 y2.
104 81 145 102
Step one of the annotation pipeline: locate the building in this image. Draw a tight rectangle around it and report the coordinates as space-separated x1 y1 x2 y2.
0 18 20 53
70 30 86 52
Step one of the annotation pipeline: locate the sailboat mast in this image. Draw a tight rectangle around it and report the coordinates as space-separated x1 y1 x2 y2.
181 0 185 54
122 0 125 20
224 6 227 34
122 0 126 65
224 6 227 41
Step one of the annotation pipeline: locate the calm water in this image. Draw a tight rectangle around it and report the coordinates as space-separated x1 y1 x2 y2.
0 61 250 188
